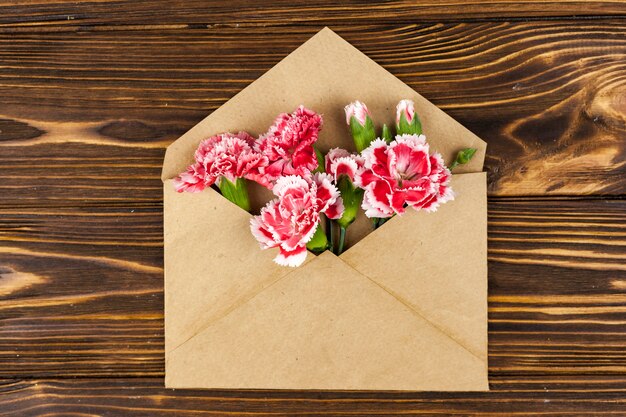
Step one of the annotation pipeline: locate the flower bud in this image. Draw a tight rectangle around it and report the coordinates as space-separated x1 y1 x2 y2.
396 99 422 135
456 148 477 165
344 101 376 152
449 148 477 170
381 124 392 143
344 100 370 126
396 99 415 124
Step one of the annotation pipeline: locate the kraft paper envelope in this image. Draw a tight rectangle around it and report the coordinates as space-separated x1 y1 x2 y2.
162 28 489 391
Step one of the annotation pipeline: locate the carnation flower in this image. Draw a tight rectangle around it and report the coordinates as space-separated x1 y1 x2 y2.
250 173 344 267
355 134 453 218
325 147 364 183
173 131 270 212
256 106 322 185
173 131 269 192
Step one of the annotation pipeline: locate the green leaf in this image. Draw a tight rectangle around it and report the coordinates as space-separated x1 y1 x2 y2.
218 177 251 212
381 124 393 143
306 223 328 253
349 115 377 152
312 146 325 173
396 112 422 136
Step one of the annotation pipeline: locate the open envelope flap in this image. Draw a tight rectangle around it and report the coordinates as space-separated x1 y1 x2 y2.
163 180 306 354
165 251 488 391
161 27 486 183
341 173 488 362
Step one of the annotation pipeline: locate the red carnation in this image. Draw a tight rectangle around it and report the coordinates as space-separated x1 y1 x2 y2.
355 134 453 218
256 106 322 186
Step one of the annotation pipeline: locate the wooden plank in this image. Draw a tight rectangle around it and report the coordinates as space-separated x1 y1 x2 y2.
0 0 625 29
0 198 624 377
0 144 165 209
2 377 626 416
1 23 625 196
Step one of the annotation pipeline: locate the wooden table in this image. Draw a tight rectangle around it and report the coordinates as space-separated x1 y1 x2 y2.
1 2 625 415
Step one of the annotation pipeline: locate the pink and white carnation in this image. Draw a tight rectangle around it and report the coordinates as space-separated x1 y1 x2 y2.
256 106 322 185
174 132 269 192
355 134 453 218
250 173 344 267
325 147 364 182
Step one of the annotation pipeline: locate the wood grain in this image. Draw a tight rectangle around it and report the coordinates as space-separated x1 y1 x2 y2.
2 377 626 416
0 0 625 29
1 198 624 378
1 23 625 195
1 4 626 415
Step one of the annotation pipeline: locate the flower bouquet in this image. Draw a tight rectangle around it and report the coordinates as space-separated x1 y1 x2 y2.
162 28 488 391
174 101 476 267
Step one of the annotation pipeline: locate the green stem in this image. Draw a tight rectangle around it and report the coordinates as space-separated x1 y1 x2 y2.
329 220 336 254
337 226 347 255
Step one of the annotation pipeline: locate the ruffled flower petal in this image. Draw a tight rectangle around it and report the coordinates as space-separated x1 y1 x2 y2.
325 147 364 183
273 175 310 199
364 179 396 218
275 246 308 268
311 173 337 210
333 157 359 180
250 214 277 249
173 163 207 192
324 197 345 220
361 183 394 218
325 148 351 173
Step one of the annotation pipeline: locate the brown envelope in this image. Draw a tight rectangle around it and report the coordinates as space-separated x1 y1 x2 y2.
162 28 488 391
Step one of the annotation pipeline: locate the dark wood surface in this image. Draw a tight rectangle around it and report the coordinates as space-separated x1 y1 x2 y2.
1 0 625 28
1 1 625 415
